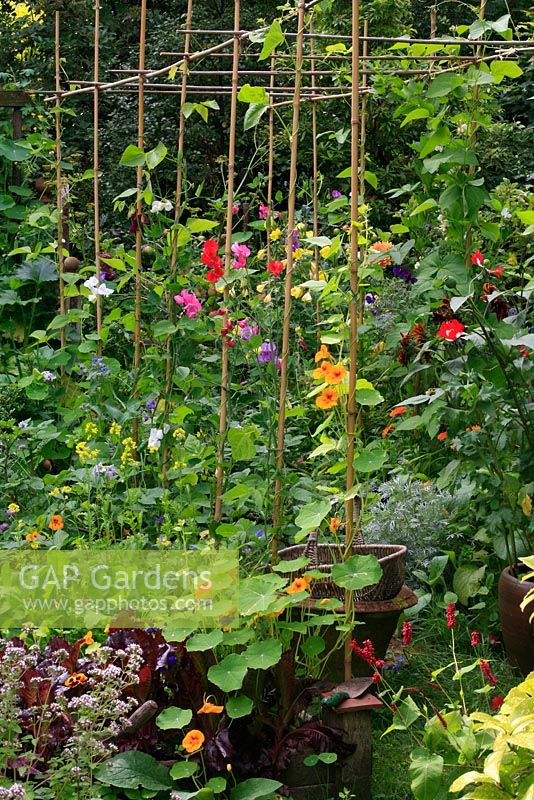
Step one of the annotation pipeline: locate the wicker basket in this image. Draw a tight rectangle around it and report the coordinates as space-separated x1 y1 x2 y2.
278 530 407 602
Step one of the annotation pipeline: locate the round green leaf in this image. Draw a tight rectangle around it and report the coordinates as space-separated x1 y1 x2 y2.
226 695 254 719
208 654 248 692
330 554 382 591
186 630 224 652
156 707 193 730
170 761 199 780
244 640 282 670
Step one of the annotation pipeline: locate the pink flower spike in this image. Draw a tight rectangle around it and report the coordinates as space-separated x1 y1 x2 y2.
174 289 202 319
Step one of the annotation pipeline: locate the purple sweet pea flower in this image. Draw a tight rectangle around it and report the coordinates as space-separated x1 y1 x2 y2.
331 189 342 199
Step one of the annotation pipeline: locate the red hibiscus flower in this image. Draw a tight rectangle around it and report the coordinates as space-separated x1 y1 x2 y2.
437 319 464 341
267 260 284 277
470 250 484 267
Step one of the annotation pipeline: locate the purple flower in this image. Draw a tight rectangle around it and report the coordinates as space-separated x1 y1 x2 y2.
291 229 301 252
365 293 376 306
255 529 265 539
155 516 164 525
257 341 281 369
0 523 9 533
146 400 157 411
392 265 417 284
166 652 177 668
18 419 31 429
242 546 252 554
41 370 56 382
331 189 342 199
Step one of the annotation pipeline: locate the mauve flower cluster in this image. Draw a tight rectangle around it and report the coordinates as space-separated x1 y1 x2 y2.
257 341 281 369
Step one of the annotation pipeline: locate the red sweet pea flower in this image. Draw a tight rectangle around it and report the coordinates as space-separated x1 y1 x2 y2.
437 319 464 341
471 250 484 267
267 260 284 277
201 240 220 267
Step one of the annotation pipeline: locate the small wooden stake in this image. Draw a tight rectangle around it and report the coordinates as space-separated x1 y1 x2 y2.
163 0 193 482
54 11 66 359
93 1 102 356
272 0 306 540
344 0 361 683
133 0 147 444
214 0 241 521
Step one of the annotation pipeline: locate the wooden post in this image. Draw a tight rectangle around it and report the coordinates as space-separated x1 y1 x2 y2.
93 0 102 356
55 12 66 359
272 1 306 539
344 0 360 682
214 0 241 521
133 0 147 444
163 0 193 482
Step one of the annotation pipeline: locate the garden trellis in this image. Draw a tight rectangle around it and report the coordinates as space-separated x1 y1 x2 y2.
33 0 532 677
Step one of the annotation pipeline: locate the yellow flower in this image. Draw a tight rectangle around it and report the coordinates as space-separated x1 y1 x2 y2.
371 341 386 356
256 282 266 293
269 227 282 241
293 248 304 260
30 542 40 549
81 631 94 646
61 486 72 494
318 270 327 281
75 441 91 462
173 428 186 440
263 293 272 304
521 495 532 517
320 245 331 259
257 249 266 260
49 487 62 498
83 421 98 438
291 286 304 299
329 516 342 533
301 291 312 303
109 421 122 436
7 503 20 514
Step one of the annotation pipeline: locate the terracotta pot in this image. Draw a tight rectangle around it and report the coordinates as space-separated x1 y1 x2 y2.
498 566 534 676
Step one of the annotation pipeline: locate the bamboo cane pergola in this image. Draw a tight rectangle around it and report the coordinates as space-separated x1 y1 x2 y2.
27 0 533 677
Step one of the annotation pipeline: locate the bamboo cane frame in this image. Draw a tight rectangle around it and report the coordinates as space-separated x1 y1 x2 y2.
93 2 102 355
266 51 276 263
54 12 66 361
272 0 307 540
132 0 147 445
344 0 361 682
309 14 321 345
163 0 194 482
214 0 241 522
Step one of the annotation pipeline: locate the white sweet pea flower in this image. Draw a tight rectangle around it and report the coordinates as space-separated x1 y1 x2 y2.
151 200 164 213
164 201 173 212
148 428 163 451
84 275 114 302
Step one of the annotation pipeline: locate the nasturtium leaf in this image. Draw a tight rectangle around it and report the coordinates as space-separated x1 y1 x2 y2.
295 500 331 532
226 695 254 719
301 635 325 658
186 630 224 652
330 554 382 591
239 574 286 616
355 388 384 406
259 20 285 60
208 653 248 692
156 707 193 730
170 762 199 780
94 751 172 790
222 484 251 503
272 556 310 573
152 321 178 338
0 139 32 161
206 777 228 793
244 639 282 670
230 778 282 800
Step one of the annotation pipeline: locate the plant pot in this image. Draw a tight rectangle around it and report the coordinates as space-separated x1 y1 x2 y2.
498 565 534 677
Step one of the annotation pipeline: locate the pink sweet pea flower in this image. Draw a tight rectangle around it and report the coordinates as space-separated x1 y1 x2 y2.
259 203 270 220
231 242 251 269
174 289 202 318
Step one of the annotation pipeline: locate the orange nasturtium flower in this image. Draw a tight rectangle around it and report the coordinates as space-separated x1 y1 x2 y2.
316 388 339 410
325 363 347 385
182 730 205 753
329 516 342 533
389 406 406 418
382 425 395 439
286 575 312 595
81 631 94 646
371 240 394 266
314 344 331 363
437 431 448 441
25 531 40 542
313 362 331 380
64 673 88 688
198 702 224 715
49 514 64 531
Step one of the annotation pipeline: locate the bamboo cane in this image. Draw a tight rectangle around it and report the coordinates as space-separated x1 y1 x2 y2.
344 0 361 683
310 15 321 344
272 0 306 542
93 1 102 356
465 0 486 269
266 50 276 262
214 0 241 521
54 12 66 361
132 0 147 445
163 0 193 482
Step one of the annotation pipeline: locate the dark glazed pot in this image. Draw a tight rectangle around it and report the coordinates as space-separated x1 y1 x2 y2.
498 566 534 677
